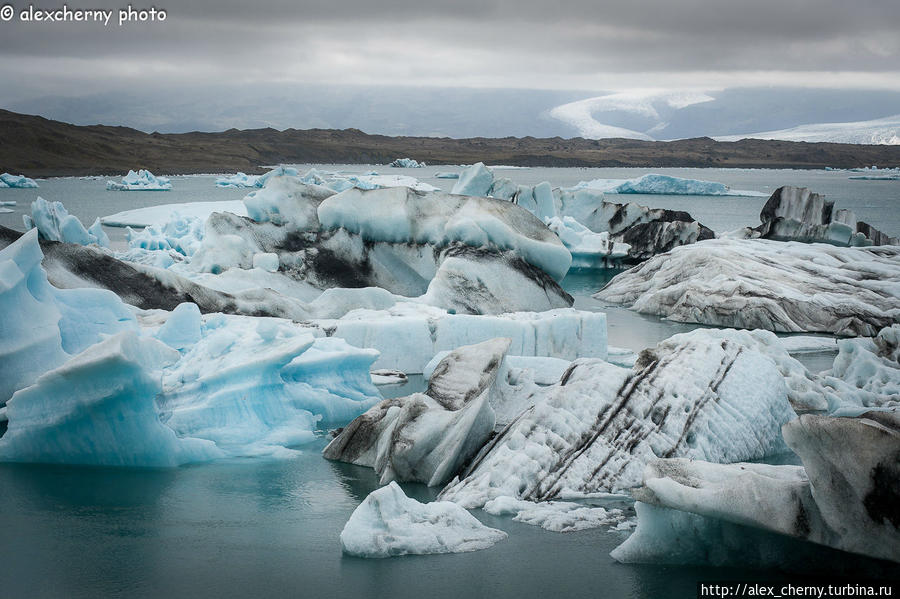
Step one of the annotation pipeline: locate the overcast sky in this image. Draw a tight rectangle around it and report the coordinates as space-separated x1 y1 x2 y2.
1 0 899 105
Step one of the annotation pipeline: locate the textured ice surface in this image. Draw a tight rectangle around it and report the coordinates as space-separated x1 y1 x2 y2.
440 328 796 507
596 239 900 336
242 176 334 230
0 332 221 467
0 230 137 404
319 186 571 280
0 173 39 188
102 201 248 227
483 496 630 532
324 339 507 486
340 482 506 558
613 411 900 565
106 169 172 191
23 197 109 247
546 216 630 269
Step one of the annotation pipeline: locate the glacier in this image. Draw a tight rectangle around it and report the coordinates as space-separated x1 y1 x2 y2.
0 173 39 188
595 239 900 336
340 482 506 558
715 113 900 145
106 169 172 191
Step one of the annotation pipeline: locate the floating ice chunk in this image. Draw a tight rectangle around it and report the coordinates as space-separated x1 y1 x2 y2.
434 172 460 179
106 169 172 191
101 201 248 227
0 201 16 206
0 332 222 467
318 186 572 280
347 174 439 193
324 339 506 486
0 230 137 403
571 174 765 197
215 172 261 188
483 496 630 532
451 162 494 197
24 197 109 247
370 369 408 386
340 482 507 558
440 328 796 507
0 173 38 188
389 158 426 168
595 239 900 336
546 216 630 269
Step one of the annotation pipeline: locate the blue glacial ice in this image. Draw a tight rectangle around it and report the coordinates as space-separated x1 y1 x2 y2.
545 216 630 269
340 482 507 558
23 197 110 247
215 172 261 188
0 173 39 188
571 173 766 197
106 169 172 191
0 229 137 404
0 332 222 467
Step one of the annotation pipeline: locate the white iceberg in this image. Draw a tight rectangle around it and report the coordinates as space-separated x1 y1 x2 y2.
545 216 630 269
595 238 900 336
340 482 507 558
106 169 172 191
572 173 765 197
215 172 261 188
0 173 39 188
483 496 630 532
23 197 109 247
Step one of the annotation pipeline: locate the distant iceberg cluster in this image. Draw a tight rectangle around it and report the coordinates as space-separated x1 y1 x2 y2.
0 173 39 188
107 169 172 191
388 157 426 168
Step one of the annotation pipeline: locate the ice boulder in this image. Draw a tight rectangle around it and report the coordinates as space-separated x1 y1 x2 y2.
0 332 222 467
595 238 900 336
546 216 630 269
440 328 796 508
106 169 172 191
0 173 39 188
389 158 426 168
23 197 109 247
451 162 495 197
0 229 137 404
242 175 335 229
340 482 506 558
324 338 508 486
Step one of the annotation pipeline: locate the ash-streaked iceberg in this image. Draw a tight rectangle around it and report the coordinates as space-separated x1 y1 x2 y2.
0 173 39 188
546 216 630 269
440 328 796 508
106 169 172 191
340 482 506 558
595 238 900 336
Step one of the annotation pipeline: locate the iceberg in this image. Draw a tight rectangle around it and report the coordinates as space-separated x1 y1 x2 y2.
388 158 426 168
101 200 248 227
612 411 900 566
0 173 39 188
106 169 172 191
0 332 222 467
440 328 796 508
215 172 261 188
23 197 109 247
0 229 137 404
434 171 460 179
324 339 506 486
483 496 631 532
545 216 630 269
340 482 506 558
242 176 334 229
595 238 900 336
572 174 764 197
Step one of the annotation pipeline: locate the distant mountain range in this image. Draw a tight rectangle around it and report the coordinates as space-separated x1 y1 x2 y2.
7 85 900 144
2 109 900 177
